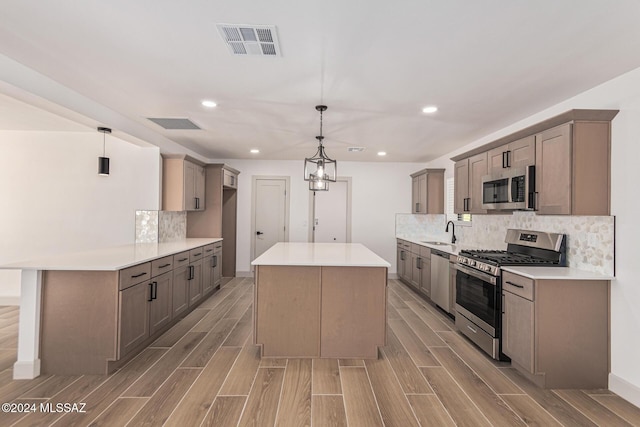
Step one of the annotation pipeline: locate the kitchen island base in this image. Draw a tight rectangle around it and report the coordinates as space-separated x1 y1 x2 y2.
254 265 387 359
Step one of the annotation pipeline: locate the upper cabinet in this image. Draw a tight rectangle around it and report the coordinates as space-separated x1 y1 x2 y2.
487 135 535 174
162 155 206 211
451 109 618 216
536 121 611 215
410 169 445 214
223 168 238 189
454 152 487 214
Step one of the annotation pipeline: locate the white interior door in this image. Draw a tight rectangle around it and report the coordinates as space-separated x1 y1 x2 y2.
312 179 350 243
253 178 288 259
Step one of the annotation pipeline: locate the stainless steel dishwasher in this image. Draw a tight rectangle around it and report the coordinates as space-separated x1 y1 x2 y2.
430 249 450 313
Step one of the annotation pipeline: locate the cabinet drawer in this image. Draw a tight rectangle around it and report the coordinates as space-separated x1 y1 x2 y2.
151 256 173 277
173 251 190 268
119 262 151 290
190 247 204 262
411 243 421 254
502 271 534 301
419 246 431 258
203 244 215 257
214 242 223 252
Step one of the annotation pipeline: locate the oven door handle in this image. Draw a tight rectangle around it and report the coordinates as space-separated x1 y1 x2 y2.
453 263 497 285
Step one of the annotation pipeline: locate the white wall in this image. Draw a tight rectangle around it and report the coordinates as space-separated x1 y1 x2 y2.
0 131 161 302
425 66 640 406
220 159 425 274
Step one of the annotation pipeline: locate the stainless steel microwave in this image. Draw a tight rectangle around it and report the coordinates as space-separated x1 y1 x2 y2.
481 166 536 210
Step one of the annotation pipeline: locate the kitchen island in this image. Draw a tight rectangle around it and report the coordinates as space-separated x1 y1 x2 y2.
251 242 390 359
1 238 222 378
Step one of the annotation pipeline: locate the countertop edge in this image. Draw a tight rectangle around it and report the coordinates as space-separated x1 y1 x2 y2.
501 266 614 281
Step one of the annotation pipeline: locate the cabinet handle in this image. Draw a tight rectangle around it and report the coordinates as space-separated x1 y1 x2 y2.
505 281 524 289
158 263 171 269
152 281 158 300
502 151 508 168
501 293 505 314
205 249 213 253
417 257 422 270
416 202 420 212
464 197 470 212
131 272 147 279
506 150 511 168
195 197 200 210
400 251 406 261
193 252 202 257
178 257 188 262
148 283 154 302
467 325 477 334
188 265 194 280
212 255 217 268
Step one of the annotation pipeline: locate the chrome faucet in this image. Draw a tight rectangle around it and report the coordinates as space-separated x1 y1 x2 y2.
445 220 457 244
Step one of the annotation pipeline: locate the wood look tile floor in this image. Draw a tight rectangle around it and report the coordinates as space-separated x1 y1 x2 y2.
1 278 640 426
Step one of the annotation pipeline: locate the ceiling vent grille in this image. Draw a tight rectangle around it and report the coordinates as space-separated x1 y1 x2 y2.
348 147 366 152
217 24 281 57
147 118 201 130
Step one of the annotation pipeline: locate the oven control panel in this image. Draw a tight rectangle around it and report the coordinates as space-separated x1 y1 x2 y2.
456 256 500 276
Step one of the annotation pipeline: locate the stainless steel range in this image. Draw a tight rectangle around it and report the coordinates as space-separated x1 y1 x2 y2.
454 229 566 360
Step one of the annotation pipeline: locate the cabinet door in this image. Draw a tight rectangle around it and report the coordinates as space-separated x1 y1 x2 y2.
468 152 488 214
213 249 222 287
536 124 572 215
149 272 173 335
419 256 431 297
449 264 457 315
454 160 469 214
202 255 214 295
396 247 406 282
418 173 428 214
410 253 420 288
194 164 205 211
412 176 420 213
509 135 535 169
502 291 534 373
188 259 203 306
172 265 190 317
184 161 197 211
119 282 150 358
487 144 509 174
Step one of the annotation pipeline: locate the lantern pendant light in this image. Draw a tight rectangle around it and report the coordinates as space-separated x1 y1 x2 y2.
304 105 336 190
98 126 111 176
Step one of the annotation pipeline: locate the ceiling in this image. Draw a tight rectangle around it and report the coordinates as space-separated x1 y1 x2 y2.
2 0 640 162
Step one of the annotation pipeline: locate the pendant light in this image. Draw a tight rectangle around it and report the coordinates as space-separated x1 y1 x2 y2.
304 105 336 190
97 126 111 176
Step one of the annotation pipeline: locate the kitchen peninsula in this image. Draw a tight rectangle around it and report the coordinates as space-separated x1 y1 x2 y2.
251 242 390 359
1 238 222 378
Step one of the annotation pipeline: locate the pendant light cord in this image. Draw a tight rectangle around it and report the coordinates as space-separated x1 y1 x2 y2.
102 132 106 157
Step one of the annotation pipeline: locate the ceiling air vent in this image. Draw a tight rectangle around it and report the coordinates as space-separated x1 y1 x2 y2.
348 147 366 152
216 24 281 57
147 118 201 130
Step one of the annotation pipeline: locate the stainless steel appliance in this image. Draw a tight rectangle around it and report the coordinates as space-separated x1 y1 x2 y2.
430 250 450 313
481 166 536 210
454 229 566 360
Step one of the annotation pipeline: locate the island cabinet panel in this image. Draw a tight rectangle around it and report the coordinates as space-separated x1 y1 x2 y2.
118 281 150 358
320 267 386 358
255 266 321 357
149 271 173 335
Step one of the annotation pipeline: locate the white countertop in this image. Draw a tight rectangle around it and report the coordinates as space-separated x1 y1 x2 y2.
251 242 391 267
0 238 222 271
501 266 614 281
396 237 468 255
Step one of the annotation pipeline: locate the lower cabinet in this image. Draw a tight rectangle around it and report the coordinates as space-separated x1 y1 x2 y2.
118 281 150 358
188 259 203 306
502 289 534 372
173 265 190 317
149 271 173 336
213 244 222 287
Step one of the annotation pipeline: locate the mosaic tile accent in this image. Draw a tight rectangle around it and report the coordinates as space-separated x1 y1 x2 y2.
397 211 615 275
135 210 187 243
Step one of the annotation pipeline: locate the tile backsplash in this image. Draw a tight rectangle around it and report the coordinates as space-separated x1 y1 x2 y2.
396 212 615 275
136 210 186 243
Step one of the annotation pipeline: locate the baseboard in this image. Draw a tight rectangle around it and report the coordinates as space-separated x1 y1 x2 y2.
0 296 20 305
609 373 640 408
13 359 41 379
236 271 253 278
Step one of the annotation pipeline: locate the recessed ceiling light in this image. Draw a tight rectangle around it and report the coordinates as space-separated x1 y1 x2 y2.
377 151 387 156
250 149 260 154
202 100 217 108
422 106 438 114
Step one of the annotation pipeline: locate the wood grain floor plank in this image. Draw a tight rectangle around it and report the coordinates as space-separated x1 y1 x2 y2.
339 367 383 427
389 280 417 301
438 330 522 393
13 375 108 427
0 374 53 405
381 328 433 393
127 368 202 426
397 308 446 346
19 375 80 399
407 394 456 427
223 303 253 347
500 394 563 427
260 358 288 367
0 333 18 348
275 359 312 427
0 348 16 371
86 397 148 427
312 395 347 427
123 331 206 397
180 318 237 367
0 398 46 426
405 299 454 332
363 353 420 427
388 288 409 309
554 389 633 426
224 286 254 319
499 367 598 426
150 308 208 347
338 359 364 367
591 394 640 426
421 366 492 427
191 285 248 332
312 358 341 395
53 348 166 427
163 346 241 426
387 303 401 320
388 317 440 367
430 347 526 426
202 396 246 427
219 340 262 396
237 368 286 427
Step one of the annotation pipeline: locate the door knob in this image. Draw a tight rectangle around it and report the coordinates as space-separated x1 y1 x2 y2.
256 231 264 235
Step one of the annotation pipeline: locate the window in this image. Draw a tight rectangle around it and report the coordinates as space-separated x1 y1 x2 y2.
446 177 472 223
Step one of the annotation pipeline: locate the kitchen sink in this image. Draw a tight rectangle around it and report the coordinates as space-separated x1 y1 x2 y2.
421 241 451 246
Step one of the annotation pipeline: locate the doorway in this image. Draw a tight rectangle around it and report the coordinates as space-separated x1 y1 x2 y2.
251 176 290 261
309 177 352 243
